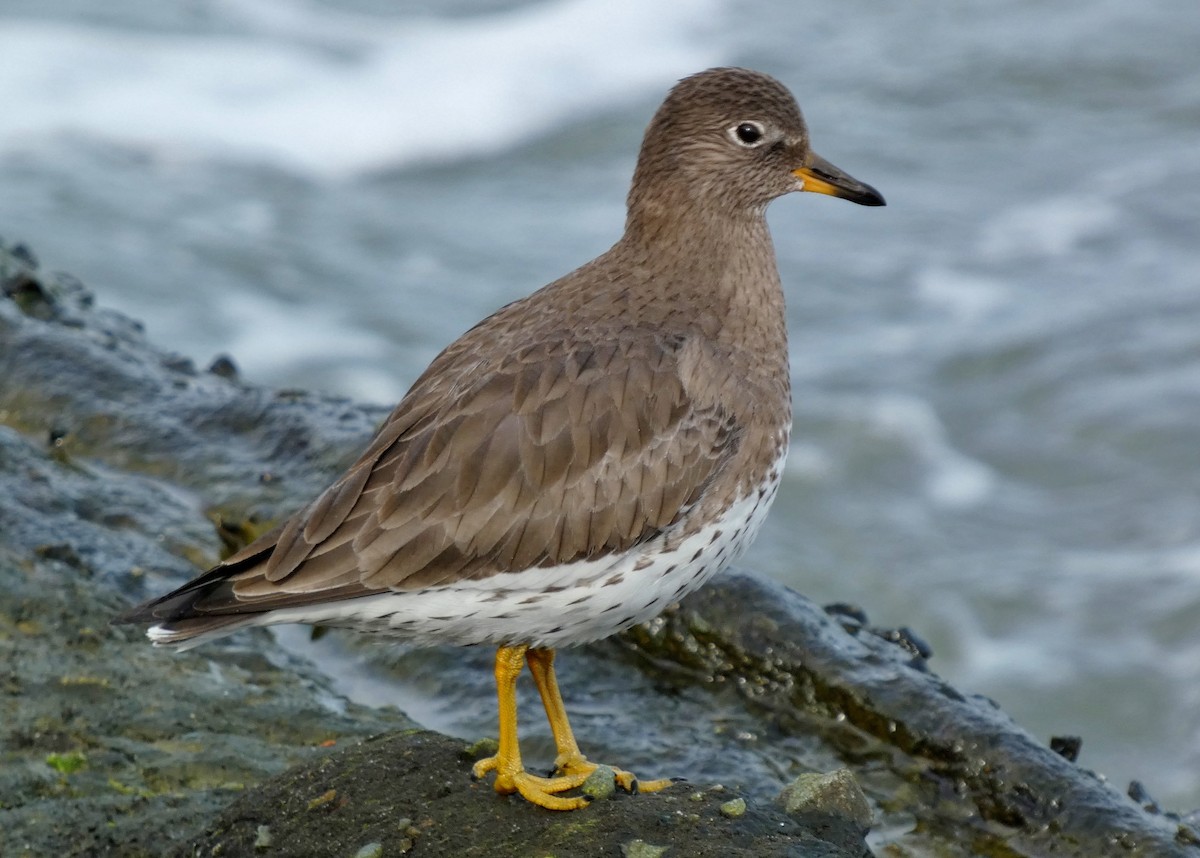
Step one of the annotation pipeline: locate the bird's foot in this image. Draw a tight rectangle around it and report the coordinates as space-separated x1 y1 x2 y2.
472 753 592 811
552 752 674 795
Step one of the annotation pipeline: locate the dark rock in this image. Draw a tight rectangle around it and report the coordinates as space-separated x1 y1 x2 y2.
622 574 1200 855
1129 780 1162 815
2 239 1197 857
823 602 869 627
1051 734 1082 762
779 770 872 828
208 354 240 380
0 421 408 857
9 242 38 268
867 623 933 661
187 731 867 858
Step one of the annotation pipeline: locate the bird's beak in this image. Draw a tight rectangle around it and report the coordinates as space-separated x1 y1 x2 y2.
793 153 885 206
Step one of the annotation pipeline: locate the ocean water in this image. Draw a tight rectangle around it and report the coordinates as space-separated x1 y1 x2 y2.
3 0 1198 812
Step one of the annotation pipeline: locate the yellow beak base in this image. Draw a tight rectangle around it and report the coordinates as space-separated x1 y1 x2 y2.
793 155 885 206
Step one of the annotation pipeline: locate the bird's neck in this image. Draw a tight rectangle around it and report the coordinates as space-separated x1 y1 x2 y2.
619 202 786 344
604 202 791 413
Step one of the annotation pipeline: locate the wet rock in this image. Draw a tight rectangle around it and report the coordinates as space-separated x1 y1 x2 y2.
0 245 407 857
2 240 1197 857
253 824 273 850
622 840 668 858
189 731 865 858
1051 734 1082 762
779 770 872 828
580 764 618 801
208 353 240 380
0 241 387 552
622 574 1200 855
719 796 747 818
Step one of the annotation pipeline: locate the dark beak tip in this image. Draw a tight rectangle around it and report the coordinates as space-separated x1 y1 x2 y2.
857 184 887 207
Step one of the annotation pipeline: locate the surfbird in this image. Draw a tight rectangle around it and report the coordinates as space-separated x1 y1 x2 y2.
116 67 884 811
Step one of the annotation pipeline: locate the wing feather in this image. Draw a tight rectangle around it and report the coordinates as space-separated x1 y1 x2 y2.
148 330 736 622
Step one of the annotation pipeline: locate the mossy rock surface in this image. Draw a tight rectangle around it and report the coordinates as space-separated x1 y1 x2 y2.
188 730 868 858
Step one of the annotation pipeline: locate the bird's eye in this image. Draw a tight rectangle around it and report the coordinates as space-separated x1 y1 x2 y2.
730 121 766 147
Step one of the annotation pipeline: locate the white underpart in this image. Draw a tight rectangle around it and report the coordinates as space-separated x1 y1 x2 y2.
151 446 787 650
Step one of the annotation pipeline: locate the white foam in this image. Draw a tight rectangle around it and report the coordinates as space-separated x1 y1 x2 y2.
978 194 1119 261
0 0 725 177
211 288 399 400
783 442 835 482
915 266 1008 323
867 394 995 509
1166 544 1200 580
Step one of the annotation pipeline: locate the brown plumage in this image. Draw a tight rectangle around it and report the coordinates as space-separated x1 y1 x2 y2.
117 68 883 647
117 66 884 811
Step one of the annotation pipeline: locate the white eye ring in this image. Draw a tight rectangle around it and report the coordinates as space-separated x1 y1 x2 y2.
729 121 767 147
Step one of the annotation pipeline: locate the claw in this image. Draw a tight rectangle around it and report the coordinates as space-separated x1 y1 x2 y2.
473 753 593 810
553 755 673 797
631 775 675 794
477 646 679 811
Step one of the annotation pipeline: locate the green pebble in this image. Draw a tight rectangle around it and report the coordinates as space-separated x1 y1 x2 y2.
581 764 617 800
621 839 667 858
352 842 383 858
778 769 872 827
45 751 87 775
463 737 498 759
719 797 747 818
253 825 272 850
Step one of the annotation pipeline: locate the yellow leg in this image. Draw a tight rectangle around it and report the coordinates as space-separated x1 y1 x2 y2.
471 644 591 810
526 647 672 795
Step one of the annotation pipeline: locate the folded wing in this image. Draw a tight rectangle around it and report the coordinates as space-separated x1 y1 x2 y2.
119 330 737 627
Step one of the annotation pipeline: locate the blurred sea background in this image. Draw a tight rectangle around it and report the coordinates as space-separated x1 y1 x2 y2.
2 0 1198 812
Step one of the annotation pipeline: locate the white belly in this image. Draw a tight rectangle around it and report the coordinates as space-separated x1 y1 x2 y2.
241 450 787 648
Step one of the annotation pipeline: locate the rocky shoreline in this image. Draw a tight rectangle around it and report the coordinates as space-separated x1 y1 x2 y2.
1 241 1196 856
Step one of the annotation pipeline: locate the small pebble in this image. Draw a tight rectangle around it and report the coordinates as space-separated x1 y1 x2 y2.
719 797 747 818
10 242 39 267
352 842 383 858
307 788 338 811
1051 735 1082 763
463 737 498 759
208 354 240 379
581 764 617 800
253 825 272 850
621 839 667 858
778 769 872 827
